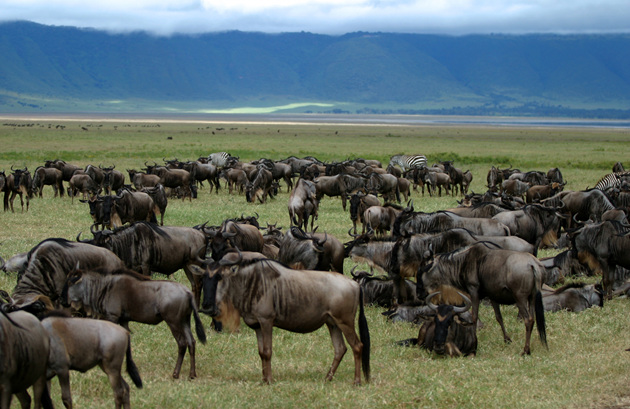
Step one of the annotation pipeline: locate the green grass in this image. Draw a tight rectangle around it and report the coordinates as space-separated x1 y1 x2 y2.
1 118 629 409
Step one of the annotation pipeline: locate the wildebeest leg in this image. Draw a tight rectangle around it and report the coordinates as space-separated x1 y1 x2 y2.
14 391 30 409
102 357 131 409
255 322 274 384
515 301 535 356
325 323 347 382
166 324 191 379
491 301 512 343
56 369 74 409
336 321 364 385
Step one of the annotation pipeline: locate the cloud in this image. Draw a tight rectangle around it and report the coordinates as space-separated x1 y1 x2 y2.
1 0 628 36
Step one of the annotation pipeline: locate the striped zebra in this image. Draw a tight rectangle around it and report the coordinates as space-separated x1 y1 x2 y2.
208 152 234 168
388 154 427 172
594 171 630 192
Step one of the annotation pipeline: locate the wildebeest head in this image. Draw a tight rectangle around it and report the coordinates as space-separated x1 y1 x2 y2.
417 288 474 356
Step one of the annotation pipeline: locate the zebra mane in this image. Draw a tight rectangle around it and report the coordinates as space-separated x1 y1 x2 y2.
594 171 630 190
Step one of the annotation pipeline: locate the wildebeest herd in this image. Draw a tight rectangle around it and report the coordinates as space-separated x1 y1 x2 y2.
1 152 629 408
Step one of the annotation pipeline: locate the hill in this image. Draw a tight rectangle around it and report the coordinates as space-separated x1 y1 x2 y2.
1 21 630 117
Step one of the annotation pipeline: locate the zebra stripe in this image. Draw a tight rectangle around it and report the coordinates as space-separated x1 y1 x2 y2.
388 154 427 172
208 152 231 168
595 171 630 191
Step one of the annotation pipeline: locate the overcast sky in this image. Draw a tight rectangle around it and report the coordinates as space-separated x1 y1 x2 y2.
1 0 629 36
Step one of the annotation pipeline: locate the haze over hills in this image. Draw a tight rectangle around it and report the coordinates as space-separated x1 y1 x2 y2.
1 21 630 118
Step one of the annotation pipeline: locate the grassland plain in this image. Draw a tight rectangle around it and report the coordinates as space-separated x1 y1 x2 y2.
0 117 629 409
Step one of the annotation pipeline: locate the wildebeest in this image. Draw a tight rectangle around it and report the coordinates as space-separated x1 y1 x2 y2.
363 203 404 236
45 159 81 182
278 226 344 274
571 220 630 297
245 165 274 204
32 166 64 198
0 307 52 409
141 184 167 226
491 204 563 255
102 166 125 195
349 191 380 235
11 238 125 307
367 173 400 203
208 220 265 262
127 169 160 190
80 222 208 306
68 173 99 203
219 168 248 195
394 288 477 357
62 267 207 379
3 167 32 212
541 282 603 312
350 268 416 308
288 178 318 231
85 164 105 190
542 189 615 228
41 312 143 409
344 234 396 274
394 207 510 238
418 243 547 355
198 250 370 385
313 174 348 210
526 182 564 203
183 160 220 193
108 190 159 228
501 178 530 199
149 166 193 201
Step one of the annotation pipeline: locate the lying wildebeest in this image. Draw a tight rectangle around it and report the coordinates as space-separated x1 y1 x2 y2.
350 268 416 308
418 242 547 355
392 287 477 357
79 222 208 307
288 178 318 231
39 311 143 409
541 282 603 312
278 226 344 274
11 238 125 307
197 250 370 385
571 220 630 297
32 166 64 198
0 307 52 409
62 267 207 379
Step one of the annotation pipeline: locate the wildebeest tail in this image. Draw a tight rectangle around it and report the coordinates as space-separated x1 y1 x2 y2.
192 298 207 344
40 382 54 409
359 286 371 382
125 334 143 388
535 291 547 349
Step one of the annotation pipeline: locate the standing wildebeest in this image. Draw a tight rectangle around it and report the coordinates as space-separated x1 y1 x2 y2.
45 159 82 183
571 220 630 297
80 222 208 306
32 166 64 198
278 226 344 274
85 164 105 191
491 204 563 255
219 167 248 195
394 207 510 238
102 166 125 195
367 173 400 203
41 312 143 409
245 165 274 204
349 191 380 235
3 167 32 212
68 173 99 203
183 161 220 193
363 203 404 236
11 238 125 307
198 250 370 385
62 267 207 379
344 233 396 274
418 243 548 355
150 166 193 201
141 184 167 226
109 190 158 227
0 308 52 409
526 182 564 203
313 174 348 210
288 178 319 231
394 288 477 357
208 220 265 262
543 189 615 228
127 169 160 190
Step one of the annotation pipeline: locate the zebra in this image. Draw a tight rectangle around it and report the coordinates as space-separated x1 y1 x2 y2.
388 154 427 172
208 152 236 168
594 171 630 193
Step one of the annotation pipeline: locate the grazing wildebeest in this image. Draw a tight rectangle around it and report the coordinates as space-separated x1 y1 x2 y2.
394 207 510 238
197 250 370 385
80 222 208 306
245 165 274 204
571 220 630 297
3 167 32 212
394 288 477 357
541 282 603 312
84 164 105 190
62 267 207 379
278 226 344 274
417 243 547 355
32 166 64 198
11 238 125 307
0 308 52 409
41 312 143 409
288 178 318 231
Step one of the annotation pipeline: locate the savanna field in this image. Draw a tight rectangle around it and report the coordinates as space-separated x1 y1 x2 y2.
0 117 629 409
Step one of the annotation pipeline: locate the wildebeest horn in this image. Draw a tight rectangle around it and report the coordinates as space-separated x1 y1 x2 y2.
350 265 359 278
194 246 207 264
90 223 99 235
348 227 359 238
426 292 440 311
219 248 243 266
452 291 472 313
